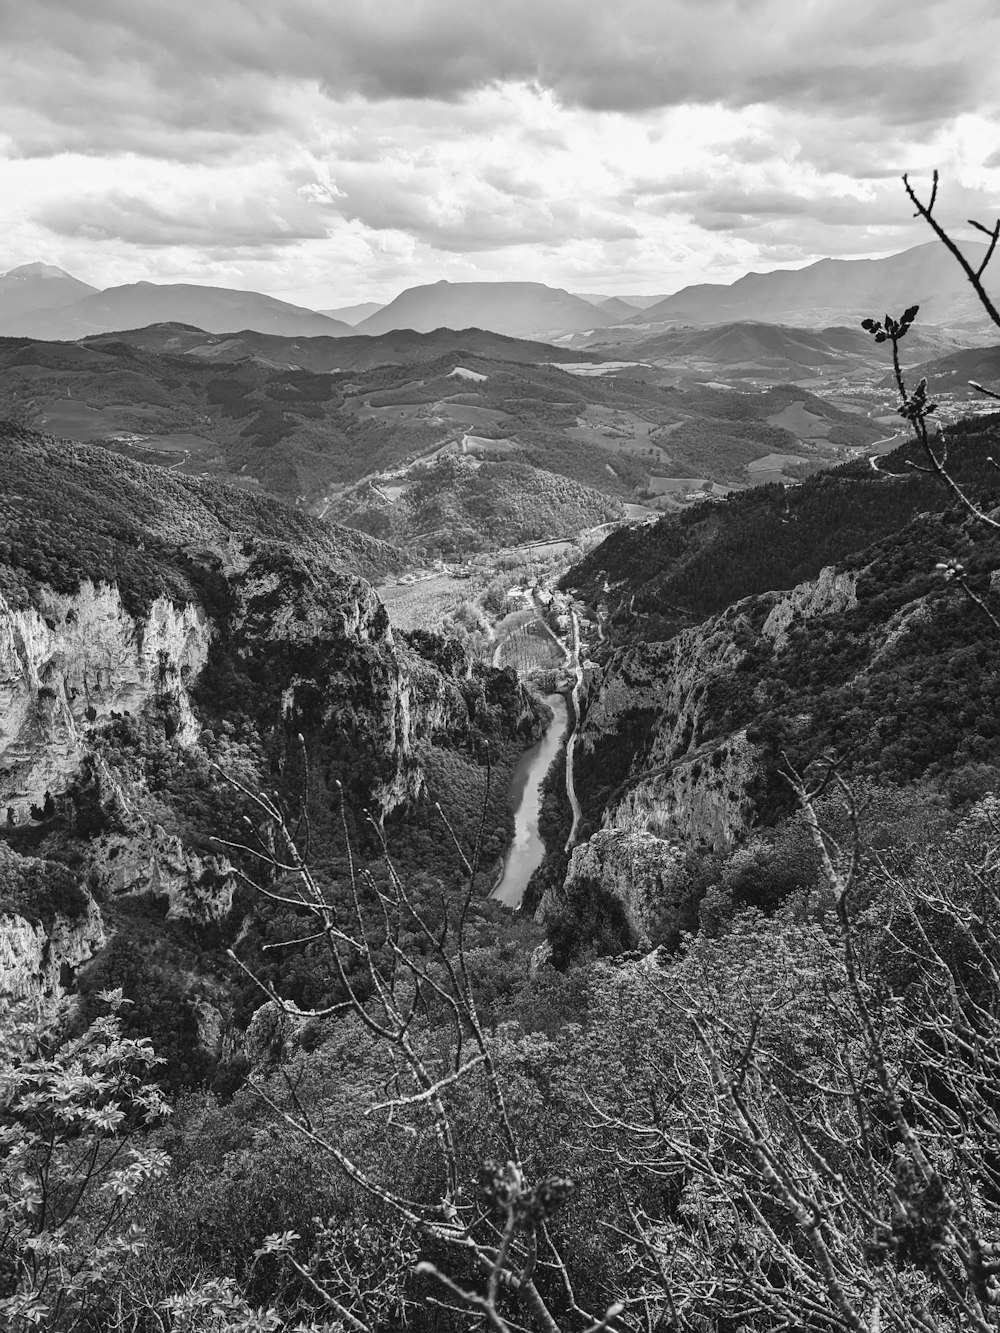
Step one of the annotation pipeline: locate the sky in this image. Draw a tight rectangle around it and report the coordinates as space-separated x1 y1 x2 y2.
1 0 999 308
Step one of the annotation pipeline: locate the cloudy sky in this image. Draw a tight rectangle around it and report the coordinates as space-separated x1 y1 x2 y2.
2 0 999 307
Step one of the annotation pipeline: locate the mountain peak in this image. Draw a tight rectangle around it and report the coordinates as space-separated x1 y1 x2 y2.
4 262 80 280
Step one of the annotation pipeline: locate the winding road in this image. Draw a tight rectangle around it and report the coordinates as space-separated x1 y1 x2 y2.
563 609 584 852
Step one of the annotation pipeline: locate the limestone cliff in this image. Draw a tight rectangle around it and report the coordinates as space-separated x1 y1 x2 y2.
0 582 210 824
0 544 540 1027
548 566 859 936
0 846 105 1007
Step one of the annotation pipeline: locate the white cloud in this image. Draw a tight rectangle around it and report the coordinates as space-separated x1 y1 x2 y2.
0 2 997 303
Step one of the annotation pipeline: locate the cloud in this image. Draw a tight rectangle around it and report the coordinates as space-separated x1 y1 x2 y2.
2 2 999 303
35 189 330 250
4 0 999 159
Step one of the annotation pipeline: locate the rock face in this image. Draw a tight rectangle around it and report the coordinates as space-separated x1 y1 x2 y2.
563 828 685 939
0 846 106 1007
0 582 210 824
89 824 237 922
760 567 857 650
548 565 859 936
0 542 542 1025
223 551 530 819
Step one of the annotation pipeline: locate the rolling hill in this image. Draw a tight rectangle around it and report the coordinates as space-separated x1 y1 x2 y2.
0 331 882 515
596 296 640 319
329 454 625 556
355 280 618 339
81 323 602 372
878 342 1000 395
593 320 971 379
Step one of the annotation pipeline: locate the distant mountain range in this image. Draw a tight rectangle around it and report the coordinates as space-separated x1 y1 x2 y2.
627 242 1000 331
354 280 618 339
1 242 996 347
0 278 351 340
320 301 385 325
602 320 972 378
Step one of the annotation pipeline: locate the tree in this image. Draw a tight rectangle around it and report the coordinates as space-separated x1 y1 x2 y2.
0 993 170 1331
861 172 1000 631
214 751 618 1333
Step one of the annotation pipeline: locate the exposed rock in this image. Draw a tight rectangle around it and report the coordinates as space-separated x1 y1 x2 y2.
607 729 760 852
561 828 685 938
563 564 862 930
528 941 554 977
89 824 237 922
761 567 857 650
0 868 105 1008
193 1000 226 1059
0 582 210 823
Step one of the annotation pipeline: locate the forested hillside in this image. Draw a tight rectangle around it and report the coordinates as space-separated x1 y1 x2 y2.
0 333 882 509
567 411 1000 637
0 421 402 612
331 456 624 555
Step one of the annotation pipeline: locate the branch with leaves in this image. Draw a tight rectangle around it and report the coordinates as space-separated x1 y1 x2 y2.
215 741 619 1333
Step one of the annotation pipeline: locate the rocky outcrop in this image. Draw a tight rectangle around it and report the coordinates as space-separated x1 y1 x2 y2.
607 729 760 852
0 862 105 1008
760 567 857 650
88 824 237 922
562 828 686 939
555 564 861 933
0 582 210 823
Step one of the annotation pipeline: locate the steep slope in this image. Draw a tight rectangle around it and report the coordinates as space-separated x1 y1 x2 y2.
0 283 352 340
357 280 618 339
0 263 99 319
0 423 543 1047
636 242 999 329
550 412 1000 941
563 413 1000 638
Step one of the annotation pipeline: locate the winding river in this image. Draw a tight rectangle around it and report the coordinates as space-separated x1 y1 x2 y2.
492 693 570 909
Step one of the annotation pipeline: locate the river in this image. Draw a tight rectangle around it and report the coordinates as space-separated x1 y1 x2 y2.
492 693 570 910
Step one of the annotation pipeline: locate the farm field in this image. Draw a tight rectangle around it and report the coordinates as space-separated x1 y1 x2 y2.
765 399 833 439
496 622 562 673
746 451 810 474
376 574 477 633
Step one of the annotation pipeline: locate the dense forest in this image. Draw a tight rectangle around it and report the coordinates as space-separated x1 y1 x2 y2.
0 422 401 613
332 456 624 555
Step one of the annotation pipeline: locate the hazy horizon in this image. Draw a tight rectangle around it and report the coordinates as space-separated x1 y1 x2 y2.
1 235 963 314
